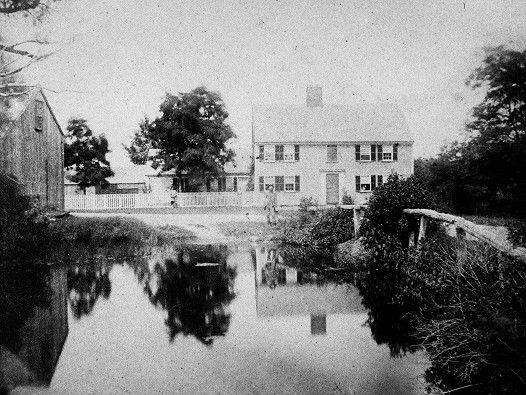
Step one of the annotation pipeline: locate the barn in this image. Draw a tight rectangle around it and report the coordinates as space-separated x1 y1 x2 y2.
0 87 64 209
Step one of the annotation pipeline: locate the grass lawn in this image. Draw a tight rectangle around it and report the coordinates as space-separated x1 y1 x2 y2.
216 221 281 240
51 215 196 245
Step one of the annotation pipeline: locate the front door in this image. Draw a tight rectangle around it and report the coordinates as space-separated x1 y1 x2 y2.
326 173 339 205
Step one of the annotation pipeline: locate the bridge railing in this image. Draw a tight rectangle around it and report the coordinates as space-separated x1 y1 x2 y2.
403 208 526 264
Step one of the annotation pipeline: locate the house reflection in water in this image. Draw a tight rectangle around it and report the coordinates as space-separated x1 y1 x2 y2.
0 265 68 391
255 246 364 336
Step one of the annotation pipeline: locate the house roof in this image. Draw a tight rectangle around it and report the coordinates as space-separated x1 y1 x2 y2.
252 103 413 143
65 165 149 185
0 87 64 136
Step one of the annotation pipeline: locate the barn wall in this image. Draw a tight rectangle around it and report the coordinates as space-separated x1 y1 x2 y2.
17 92 64 209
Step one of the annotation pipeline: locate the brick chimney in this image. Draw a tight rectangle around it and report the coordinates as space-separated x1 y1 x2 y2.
306 86 323 107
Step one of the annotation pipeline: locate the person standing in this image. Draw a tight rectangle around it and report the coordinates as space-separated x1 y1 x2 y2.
264 185 278 225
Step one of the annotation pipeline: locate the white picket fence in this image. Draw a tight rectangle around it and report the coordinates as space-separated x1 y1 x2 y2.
65 192 261 210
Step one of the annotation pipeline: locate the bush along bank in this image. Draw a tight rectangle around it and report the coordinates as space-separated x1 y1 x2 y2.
279 200 355 252
337 174 526 394
0 175 51 266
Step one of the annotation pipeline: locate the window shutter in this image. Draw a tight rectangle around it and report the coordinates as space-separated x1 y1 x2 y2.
233 177 238 192
259 176 264 192
355 145 360 161
294 176 300 191
355 176 360 192
393 144 398 161
378 175 383 186
259 145 264 161
294 145 300 161
275 176 284 191
206 179 211 192
371 145 376 161
371 175 376 190
377 145 383 161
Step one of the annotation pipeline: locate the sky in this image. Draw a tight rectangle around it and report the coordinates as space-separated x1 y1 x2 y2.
2 0 525 168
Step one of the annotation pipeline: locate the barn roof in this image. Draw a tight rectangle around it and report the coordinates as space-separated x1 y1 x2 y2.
252 103 413 144
0 87 63 136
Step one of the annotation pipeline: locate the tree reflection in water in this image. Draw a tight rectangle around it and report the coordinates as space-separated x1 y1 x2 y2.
67 264 112 319
136 245 236 345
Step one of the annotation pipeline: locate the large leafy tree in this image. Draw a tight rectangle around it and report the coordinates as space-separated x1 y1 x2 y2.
416 46 526 215
125 87 235 188
64 118 114 193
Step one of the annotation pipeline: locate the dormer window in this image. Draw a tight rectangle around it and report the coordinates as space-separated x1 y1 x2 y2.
35 100 44 131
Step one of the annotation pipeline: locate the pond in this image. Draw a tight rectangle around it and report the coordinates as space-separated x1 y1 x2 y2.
0 243 428 395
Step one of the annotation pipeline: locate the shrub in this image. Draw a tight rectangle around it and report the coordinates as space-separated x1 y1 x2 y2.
341 191 354 205
508 222 526 248
0 175 50 265
280 207 354 250
360 174 438 249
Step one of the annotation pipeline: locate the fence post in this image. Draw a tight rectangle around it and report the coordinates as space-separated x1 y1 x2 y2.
353 208 361 238
417 216 428 246
456 227 467 267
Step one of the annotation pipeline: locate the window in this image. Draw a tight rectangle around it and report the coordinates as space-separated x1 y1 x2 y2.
264 176 274 190
275 176 284 191
35 100 44 131
327 145 337 162
355 145 372 161
275 145 284 161
264 145 275 162
360 175 371 191
284 145 295 161
258 145 264 161
356 175 384 193
382 145 393 161
285 176 295 191
294 145 300 161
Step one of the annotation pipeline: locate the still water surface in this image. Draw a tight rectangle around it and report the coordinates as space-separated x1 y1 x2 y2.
1 243 428 395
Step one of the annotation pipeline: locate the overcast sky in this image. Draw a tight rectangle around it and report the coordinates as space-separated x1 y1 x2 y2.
3 0 525 167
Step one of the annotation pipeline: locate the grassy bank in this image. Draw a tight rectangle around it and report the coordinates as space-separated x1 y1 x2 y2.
216 221 279 241
51 215 196 246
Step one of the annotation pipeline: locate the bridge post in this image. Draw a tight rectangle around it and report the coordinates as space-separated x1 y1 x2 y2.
417 216 428 246
353 208 361 238
456 227 467 267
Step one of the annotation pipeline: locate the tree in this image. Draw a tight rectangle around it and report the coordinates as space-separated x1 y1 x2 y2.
124 116 153 165
125 87 235 190
64 118 114 193
0 0 57 15
416 46 526 216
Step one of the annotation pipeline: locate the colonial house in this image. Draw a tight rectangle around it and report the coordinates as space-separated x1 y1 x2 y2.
252 87 414 206
0 87 64 209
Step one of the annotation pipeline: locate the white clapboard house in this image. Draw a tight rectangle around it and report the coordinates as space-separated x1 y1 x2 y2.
252 86 414 205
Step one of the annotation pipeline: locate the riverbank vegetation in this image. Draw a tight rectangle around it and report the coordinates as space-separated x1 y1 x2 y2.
0 175 196 268
334 174 526 394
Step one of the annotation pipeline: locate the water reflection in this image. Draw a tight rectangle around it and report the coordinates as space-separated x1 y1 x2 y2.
136 245 236 345
254 246 364 336
67 263 112 319
0 265 68 392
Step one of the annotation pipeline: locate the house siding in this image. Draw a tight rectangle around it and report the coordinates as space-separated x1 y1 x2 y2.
254 142 413 206
0 90 64 209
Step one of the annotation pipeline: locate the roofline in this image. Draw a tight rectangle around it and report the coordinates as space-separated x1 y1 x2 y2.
40 89 64 137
